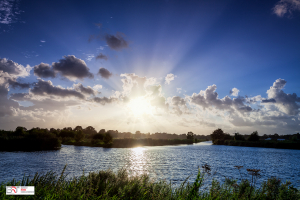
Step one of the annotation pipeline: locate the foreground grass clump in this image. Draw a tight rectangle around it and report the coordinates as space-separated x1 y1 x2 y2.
1 165 299 200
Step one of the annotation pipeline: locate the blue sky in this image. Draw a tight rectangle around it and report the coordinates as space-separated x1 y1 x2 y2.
0 0 299 135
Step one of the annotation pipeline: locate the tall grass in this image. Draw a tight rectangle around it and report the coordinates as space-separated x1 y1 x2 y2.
1 165 299 200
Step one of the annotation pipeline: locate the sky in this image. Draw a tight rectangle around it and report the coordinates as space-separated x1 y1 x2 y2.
0 0 300 135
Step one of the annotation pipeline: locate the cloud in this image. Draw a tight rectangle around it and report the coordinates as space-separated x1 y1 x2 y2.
171 96 188 115
85 54 94 62
73 83 97 96
0 84 19 117
34 63 56 78
0 0 22 24
96 53 108 61
30 79 85 99
93 84 102 91
40 40 46 43
165 73 176 85
177 88 182 93
230 88 239 96
92 97 117 105
273 0 300 17
261 98 276 103
105 32 128 50
7 79 31 89
52 55 94 81
188 84 252 113
264 78 300 115
0 58 31 77
98 67 112 79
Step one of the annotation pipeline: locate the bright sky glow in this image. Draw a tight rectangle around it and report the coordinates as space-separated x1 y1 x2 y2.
0 0 300 135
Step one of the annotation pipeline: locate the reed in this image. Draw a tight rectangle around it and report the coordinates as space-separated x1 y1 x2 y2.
1 165 299 199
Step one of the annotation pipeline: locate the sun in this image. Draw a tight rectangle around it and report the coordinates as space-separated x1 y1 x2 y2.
127 96 154 117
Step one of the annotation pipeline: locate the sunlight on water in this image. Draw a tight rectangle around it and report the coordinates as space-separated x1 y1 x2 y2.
129 147 147 176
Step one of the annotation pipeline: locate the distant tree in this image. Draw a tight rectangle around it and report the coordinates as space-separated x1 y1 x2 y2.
103 133 113 144
63 127 72 131
93 133 105 140
234 133 245 141
84 126 97 135
135 131 141 138
74 126 83 132
99 129 106 134
124 132 132 138
211 128 224 142
248 131 259 141
75 130 85 142
15 126 27 136
187 132 194 140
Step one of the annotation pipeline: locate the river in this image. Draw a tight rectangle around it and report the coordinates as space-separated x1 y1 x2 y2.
1 141 300 187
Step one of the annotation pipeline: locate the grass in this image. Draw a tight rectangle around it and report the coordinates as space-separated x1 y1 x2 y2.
1 165 299 200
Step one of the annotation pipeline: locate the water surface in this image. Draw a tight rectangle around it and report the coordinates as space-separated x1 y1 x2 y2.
1 142 300 187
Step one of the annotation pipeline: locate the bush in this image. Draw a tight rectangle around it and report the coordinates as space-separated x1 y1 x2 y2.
248 131 259 142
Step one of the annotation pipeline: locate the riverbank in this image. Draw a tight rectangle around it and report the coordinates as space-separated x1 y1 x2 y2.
213 139 300 150
63 138 204 148
1 165 299 200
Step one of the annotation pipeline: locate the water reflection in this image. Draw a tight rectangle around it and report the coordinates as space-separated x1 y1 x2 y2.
128 147 148 176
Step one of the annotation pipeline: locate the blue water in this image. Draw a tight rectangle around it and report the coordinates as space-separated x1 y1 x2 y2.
1 141 300 188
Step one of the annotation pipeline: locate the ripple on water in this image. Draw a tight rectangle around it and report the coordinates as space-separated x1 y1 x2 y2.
1 144 300 188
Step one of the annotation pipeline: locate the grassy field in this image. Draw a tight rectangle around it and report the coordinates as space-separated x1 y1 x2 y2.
1 165 299 200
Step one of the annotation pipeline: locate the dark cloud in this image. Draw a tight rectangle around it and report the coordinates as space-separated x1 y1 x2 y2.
96 53 108 61
98 67 112 79
0 58 30 77
92 97 117 105
52 55 94 80
7 79 31 89
261 98 276 103
34 63 56 78
105 32 128 50
9 92 79 111
30 79 85 99
74 83 97 96
0 84 19 117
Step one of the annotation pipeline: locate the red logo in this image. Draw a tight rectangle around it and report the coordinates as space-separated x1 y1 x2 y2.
12 186 17 193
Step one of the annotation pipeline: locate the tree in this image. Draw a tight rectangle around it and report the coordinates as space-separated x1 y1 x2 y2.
234 133 245 141
15 126 27 136
104 133 113 144
84 126 97 135
211 128 224 142
187 132 194 140
75 130 85 142
99 129 106 134
74 126 83 132
248 131 259 141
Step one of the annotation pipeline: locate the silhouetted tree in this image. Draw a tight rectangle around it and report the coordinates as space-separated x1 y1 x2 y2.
248 131 259 141
234 133 245 141
104 132 113 144
74 126 83 132
75 130 85 142
187 132 194 140
84 126 97 135
211 128 224 142
99 129 106 134
93 133 104 140
14 126 27 136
